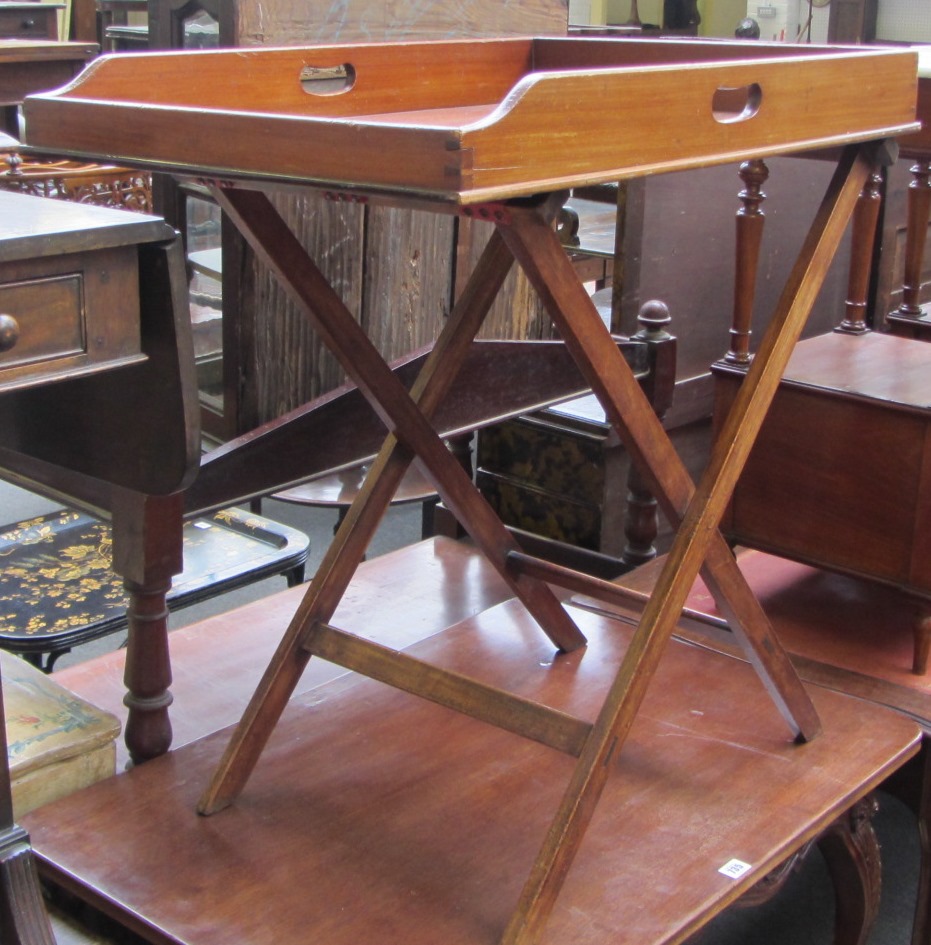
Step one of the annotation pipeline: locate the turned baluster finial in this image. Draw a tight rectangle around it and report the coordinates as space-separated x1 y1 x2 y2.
893 160 931 321
726 159 768 366
837 169 883 334
635 298 672 339
623 300 675 568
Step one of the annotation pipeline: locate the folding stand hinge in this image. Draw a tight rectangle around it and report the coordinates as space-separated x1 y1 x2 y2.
324 190 369 205
460 202 512 225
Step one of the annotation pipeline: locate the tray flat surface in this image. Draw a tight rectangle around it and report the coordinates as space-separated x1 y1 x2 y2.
25 581 919 945
22 37 920 201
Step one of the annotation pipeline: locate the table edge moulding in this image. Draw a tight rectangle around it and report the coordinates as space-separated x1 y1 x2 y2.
18 35 921 945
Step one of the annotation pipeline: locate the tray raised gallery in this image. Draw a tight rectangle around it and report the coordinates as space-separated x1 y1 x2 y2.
22 36 919 202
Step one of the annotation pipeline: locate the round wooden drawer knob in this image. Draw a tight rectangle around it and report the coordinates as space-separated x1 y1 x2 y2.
0 314 20 352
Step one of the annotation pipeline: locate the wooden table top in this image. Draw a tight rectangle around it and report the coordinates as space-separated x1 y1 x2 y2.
603 545 931 729
28 540 920 945
0 189 167 263
769 329 931 413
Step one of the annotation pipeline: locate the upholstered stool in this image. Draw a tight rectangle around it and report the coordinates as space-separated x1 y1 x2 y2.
0 506 309 671
3 650 120 818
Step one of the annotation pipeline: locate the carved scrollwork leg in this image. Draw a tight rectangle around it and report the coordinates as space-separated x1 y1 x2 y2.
909 744 931 945
734 840 812 909
0 665 54 945
733 795 881 945
0 826 55 945
817 795 882 945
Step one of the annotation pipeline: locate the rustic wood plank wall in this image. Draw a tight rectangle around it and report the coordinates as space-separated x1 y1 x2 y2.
229 0 570 430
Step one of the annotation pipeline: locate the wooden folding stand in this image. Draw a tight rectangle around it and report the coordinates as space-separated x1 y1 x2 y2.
22 36 920 944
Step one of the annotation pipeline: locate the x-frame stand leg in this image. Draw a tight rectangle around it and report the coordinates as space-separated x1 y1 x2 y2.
199 189 586 814
499 142 877 945
196 141 873 944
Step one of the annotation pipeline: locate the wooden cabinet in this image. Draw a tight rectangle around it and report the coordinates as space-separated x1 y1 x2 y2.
0 191 163 389
477 398 632 564
0 190 197 494
0 195 151 391
714 329 931 674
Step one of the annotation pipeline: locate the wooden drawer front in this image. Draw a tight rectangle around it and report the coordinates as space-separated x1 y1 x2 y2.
0 274 85 368
0 247 144 391
0 6 58 38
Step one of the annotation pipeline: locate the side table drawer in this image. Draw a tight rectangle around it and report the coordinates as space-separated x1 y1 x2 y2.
0 5 60 38
0 246 145 391
0 273 85 367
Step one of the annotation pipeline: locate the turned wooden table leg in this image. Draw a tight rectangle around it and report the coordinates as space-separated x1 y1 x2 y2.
892 160 931 323
111 489 184 765
914 612 931 676
622 299 676 568
837 169 883 334
910 741 931 945
726 158 768 366
0 826 55 945
817 795 882 945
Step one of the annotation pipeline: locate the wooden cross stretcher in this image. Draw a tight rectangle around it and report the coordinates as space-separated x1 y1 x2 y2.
22 35 920 944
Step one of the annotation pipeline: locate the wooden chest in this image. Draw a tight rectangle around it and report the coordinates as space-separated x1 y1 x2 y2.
477 395 627 561
715 330 931 595
3 651 120 818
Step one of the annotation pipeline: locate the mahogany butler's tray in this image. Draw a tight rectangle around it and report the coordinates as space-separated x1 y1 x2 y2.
22 36 919 201
18 35 923 945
